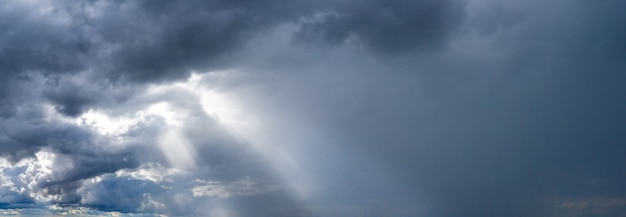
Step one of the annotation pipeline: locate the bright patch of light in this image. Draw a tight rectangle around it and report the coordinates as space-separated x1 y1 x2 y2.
115 163 181 184
192 177 280 199
143 102 183 126
190 71 313 199
158 127 196 169
200 91 244 126
35 69 314 206
209 206 232 217
77 110 135 135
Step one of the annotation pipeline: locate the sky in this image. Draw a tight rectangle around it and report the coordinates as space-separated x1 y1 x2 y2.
0 0 625 216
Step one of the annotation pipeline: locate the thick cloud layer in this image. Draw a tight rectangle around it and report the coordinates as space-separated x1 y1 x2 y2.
295 0 465 54
1 0 625 216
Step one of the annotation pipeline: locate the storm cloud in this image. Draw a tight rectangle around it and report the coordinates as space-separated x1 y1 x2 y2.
0 0 625 216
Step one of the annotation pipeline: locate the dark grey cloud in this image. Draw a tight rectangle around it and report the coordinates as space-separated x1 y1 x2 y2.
0 0 323 118
218 1 626 216
0 3 91 77
75 0 325 83
1 0 626 216
295 0 465 54
79 174 164 213
0 0 463 118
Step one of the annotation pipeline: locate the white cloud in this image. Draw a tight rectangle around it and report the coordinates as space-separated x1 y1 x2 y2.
17 149 73 202
192 176 281 199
